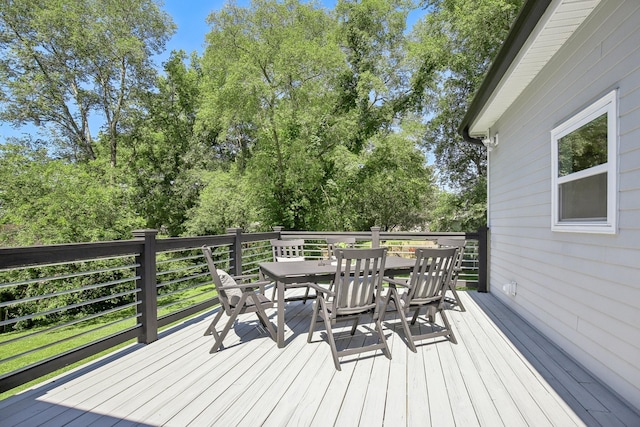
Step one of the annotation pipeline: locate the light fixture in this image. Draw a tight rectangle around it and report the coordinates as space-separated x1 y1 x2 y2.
482 133 499 151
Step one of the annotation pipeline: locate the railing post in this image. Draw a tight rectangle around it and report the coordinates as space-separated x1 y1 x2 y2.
226 227 243 275
371 226 381 248
477 226 489 293
272 225 284 238
132 229 158 344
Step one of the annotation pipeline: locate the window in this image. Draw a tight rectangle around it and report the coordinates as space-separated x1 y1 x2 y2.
551 90 617 233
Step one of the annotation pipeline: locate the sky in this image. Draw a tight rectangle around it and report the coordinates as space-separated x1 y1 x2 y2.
159 0 221 59
160 0 427 60
1 0 428 141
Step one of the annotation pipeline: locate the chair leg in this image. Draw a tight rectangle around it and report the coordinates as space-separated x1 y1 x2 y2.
209 294 248 353
439 308 458 345
302 286 310 304
380 290 392 315
204 309 224 338
374 316 392 359
350 317 359 335
318 298 341 371
449 285 466 312
410 307 421 325
307 298 320 342
249 294 277 342
396 302 417 353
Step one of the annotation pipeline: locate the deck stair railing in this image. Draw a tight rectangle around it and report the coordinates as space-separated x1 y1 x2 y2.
0 226 487 394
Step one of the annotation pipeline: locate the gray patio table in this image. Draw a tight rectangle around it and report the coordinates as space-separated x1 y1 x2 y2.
259 256 416 348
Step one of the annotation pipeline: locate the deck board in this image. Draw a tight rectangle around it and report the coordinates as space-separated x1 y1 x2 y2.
473 294 640 427
1 291 639 427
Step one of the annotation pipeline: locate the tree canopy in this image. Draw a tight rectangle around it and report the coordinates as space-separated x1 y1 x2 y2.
0 0 524 244
0 0 176 166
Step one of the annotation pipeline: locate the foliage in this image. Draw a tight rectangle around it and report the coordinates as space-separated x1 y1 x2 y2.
120 51 202 235
0 0 527 244
410 0 523 229
334 0 424 152
429 176 487 232
0 141 144 246
557 113 607 176
197 0 346 230
321 123 436 231
183 168 262 236
0 0 176 166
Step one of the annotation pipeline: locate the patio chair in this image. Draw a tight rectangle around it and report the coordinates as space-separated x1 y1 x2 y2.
437 237 467 311
325 236 356 259
307 247 391 370
202 246 276 353
270 238 316 303
322 237 357 292
382 247 458 352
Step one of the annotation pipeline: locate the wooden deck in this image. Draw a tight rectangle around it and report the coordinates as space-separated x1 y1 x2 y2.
1 291 638 426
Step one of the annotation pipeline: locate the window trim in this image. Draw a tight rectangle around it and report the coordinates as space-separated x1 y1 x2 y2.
551 90 617 234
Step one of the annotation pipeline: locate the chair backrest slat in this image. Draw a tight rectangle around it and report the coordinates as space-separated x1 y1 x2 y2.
407 247 457 303
437 238 466 272
332 247 386 317
271 239 306 260
326 237 356 258
202 245 235 314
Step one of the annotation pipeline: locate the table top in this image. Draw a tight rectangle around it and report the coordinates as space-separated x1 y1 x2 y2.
259 256 416 283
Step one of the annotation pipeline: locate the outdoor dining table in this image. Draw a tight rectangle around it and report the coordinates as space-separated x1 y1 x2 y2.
259 256 417 348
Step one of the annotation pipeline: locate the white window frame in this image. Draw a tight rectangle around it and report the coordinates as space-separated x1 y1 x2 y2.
551 90 617 234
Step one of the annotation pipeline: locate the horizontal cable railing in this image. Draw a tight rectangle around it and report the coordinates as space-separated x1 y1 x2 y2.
0 226 487 394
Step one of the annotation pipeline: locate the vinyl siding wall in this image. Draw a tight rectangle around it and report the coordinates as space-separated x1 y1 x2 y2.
486 0 640 411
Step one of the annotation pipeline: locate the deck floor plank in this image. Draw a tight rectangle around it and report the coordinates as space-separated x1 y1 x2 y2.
423 337 455 427
218 304 319 426
474 293 639 426
308 324 367 427
167 301 309 426
1 291 639 427
453 299 528 427
405 320 432 427
358 329 393 427
119 321 277 426
459 294 560 427
473 295 604 420
382 314 409 427
446 314 504 427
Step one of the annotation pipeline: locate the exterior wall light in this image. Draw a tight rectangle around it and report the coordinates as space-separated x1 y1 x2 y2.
482 133 499 151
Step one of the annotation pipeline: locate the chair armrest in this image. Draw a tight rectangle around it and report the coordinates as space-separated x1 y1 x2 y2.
230 274 272 292
219 280 271 291
232 274 260 282
384 277 409 287
307 282 335 297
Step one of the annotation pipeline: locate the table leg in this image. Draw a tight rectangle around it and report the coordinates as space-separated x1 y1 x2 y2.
277 280 285 348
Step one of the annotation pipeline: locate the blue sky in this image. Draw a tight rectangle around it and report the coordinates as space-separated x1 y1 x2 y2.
1 0 427 141
159 0 427 61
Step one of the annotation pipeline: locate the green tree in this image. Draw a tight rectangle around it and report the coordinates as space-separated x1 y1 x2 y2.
0 140 144 246
335 0 425 153
121 50 202 235
0 0 176 166
409 0 523 229
429 178 486 232
183 168 261 236
323 120 436 231
198 0 346 230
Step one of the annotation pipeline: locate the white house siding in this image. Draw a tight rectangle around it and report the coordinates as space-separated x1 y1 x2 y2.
486 1 640 410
